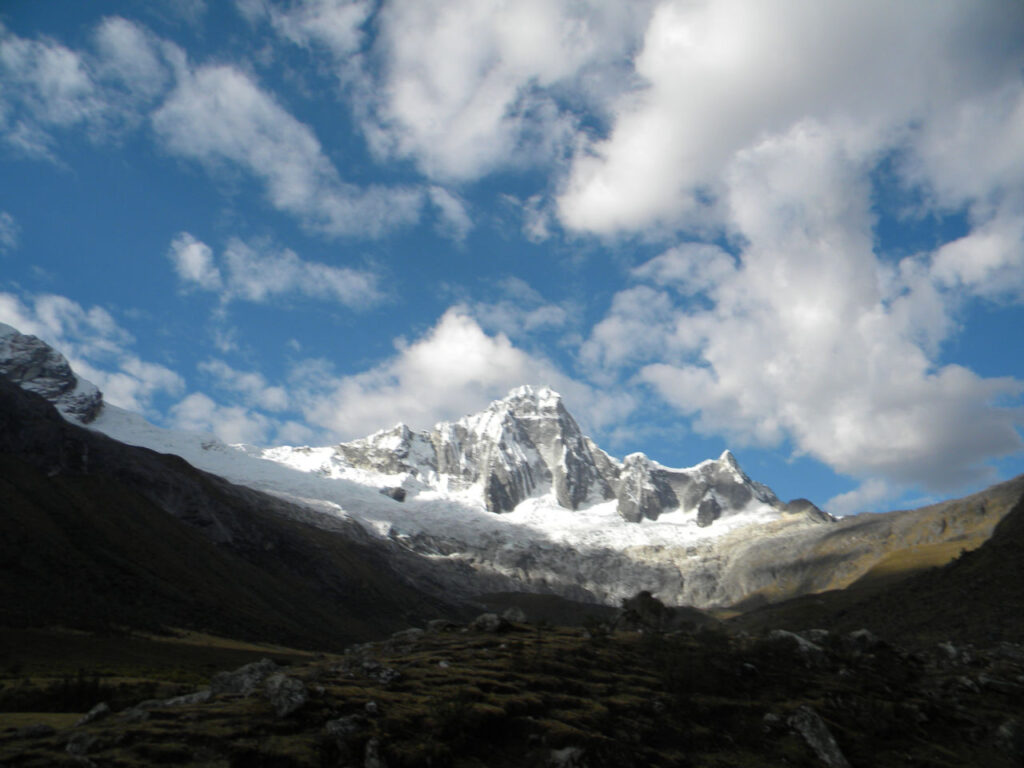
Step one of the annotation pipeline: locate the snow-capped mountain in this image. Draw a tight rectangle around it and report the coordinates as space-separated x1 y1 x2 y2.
0 323 102 423
28 323 1001 612
288 384 784 527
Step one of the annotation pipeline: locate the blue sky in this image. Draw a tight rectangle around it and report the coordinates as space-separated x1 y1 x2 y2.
2 0 1023 515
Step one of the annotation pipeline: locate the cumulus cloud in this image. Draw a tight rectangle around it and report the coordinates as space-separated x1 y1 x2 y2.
290 306 633 440
0 17 177 159
166 233 381 309
152 64 422 237
556 0 1024 235
199 358 289 411
238 0 372 55
0 291 184 412
584 121 1023 492
168 232 222 290
0 23 106 158
170 391 271 445
263 0 651 181
471 277 572 341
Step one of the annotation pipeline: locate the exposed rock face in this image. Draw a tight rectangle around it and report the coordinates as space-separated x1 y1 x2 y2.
0 323 102 422
337 386 785 525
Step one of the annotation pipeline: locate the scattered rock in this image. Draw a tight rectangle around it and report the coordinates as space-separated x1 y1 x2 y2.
360 659 402 686
803 629 831 644
364 737 387 768
787 706 851 768
844 628 883 653
993 718 1024 761
938 641 959 661
155 688 213 708
379 486 406 502
74 702 110 727
767 629 826 665
502 606 528 623
264 672 308 717
470 612 510 633
211 658 278 695
365 700 379 716
117 706 149 724
548 745 587 767
66 732 99 756
325 714 366 740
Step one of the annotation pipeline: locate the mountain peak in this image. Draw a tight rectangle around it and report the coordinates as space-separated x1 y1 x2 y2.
0 323 103 423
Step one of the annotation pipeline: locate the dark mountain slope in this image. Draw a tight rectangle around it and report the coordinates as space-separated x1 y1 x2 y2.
729 476 1024 645
0 376 455 649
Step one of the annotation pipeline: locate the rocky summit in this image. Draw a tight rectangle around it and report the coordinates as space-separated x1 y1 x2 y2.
0 324 103 423
335 385 787 524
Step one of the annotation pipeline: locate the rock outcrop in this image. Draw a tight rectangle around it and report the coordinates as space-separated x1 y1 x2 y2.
0 323 102 422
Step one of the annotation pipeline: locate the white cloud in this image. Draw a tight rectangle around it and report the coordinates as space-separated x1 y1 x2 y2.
471 277 573 342
0 211 19 253
166 233 381 309
291 306 632 440
239 0 372 55
428 186 473 242
0 291 184 412
582 121 1023 494
556 0 1024 235
168 232 222 290
152 63 422 237
92 16 171 102
0 23 105 158
290 0 651 181
199 358 289 411
826 478 893 518
170 391 271 445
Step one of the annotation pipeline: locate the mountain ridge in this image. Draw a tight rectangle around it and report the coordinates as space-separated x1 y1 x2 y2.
2 322 1019 613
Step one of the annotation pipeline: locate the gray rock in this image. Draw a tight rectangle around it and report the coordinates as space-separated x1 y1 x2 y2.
697 497 723 527
0 325 103 422
264 672 308 717
365 700 379 715
803 629 831 644
844 628 883 653
210 658 277 696
74 702 110 727
389 627 424 644
994 719 1024 760
325 714 366 740
364 736 387 768
379 486 406 502
470 612 510 632
767 629 826 665
155 688 213 708
66 732 99 756
118 707 150 724
548 745 587 767
787 706 851 768
501 606 527 623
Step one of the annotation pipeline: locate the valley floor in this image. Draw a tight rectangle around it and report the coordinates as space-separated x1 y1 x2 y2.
2 620 1024 767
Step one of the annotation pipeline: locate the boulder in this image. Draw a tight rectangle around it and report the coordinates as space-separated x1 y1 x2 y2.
470 613 510 633
211 658 278 696
74 702 110 727
787 706 851 768
264 672 308 717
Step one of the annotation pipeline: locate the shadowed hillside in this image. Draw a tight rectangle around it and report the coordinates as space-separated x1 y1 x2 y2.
0 376 457 650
